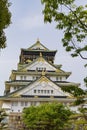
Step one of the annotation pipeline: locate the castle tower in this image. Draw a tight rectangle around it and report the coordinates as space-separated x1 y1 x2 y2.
0 40 79 113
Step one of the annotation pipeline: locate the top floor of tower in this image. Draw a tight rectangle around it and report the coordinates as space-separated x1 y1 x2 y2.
19 40 57 64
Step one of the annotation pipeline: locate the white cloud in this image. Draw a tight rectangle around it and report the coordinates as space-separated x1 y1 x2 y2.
17 14 44 30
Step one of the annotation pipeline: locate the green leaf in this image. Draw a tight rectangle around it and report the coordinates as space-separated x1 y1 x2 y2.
22 103 72 130
0 0 11 49
71 53 78 57
84 64 87 67
66 46 74 51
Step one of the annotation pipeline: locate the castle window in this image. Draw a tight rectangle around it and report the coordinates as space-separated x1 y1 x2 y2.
33 89 54 94
47 90 50 93
24 76 26 80
33 76 35 80
39 68 41 71
31 102 36 106
36 67 38 71
56 77 58 81
14 86 18 91
51 90 53 94
44 68 46 71
36 67 46 71
25 102 28 106
21 101 28 106
36 76 39 79
60 77 62 81
12 102 18 106
41 90 43 93
34 90 36 93
21 102 24 106
14 87 17 90
20 76 23 80
38 90 40 93
44 90 46 93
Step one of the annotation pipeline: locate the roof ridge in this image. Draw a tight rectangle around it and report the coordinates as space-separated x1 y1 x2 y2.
27 40 49 51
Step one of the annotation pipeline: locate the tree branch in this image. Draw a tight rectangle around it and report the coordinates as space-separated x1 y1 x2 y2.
64 4 87 31
71 39 87 60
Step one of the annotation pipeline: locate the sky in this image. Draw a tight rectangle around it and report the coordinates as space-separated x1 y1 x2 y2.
0 0 87 95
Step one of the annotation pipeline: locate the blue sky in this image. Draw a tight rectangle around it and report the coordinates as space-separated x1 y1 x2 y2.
0 0 87 95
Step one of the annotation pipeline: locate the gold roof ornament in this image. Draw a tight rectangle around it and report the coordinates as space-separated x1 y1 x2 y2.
37 38 40 42
26 59 31 63
40 52 42 57
36 38 40 45
42 70 46 76
38 52 44 62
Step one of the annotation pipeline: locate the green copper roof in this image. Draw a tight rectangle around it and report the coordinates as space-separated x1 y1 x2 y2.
21 40 57 52
28 40 49 50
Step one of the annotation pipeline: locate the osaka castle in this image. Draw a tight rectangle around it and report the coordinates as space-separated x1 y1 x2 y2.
0 40 80 113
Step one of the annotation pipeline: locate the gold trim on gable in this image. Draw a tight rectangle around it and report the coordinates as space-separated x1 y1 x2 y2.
11 93 20 97
42 71 46 76
40 76 49 83
38 57 45 62
56 69 62 73
40 52 42 57
34 95 38 98
22 68 27 72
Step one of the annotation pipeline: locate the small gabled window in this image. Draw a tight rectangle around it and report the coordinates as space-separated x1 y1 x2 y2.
24 76 26 80
31 102 36 106
56 77 58 81
34 90 36 93
38 90 40 93
36 67 38 71
60 77 62 81
51 90 53 94
25 102 28 106
20 76 23 80
21 102 24 106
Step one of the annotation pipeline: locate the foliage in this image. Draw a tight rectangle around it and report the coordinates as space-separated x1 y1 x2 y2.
74 119 87 130
68 108 87 130
79 107 87 120
22 102 72 130
84 77 87 87
41 0 87 60
41 0 87 107
69 116 87 130
62 85 86 106
62 85 86 97
0 0 11 49
0 108 8 129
